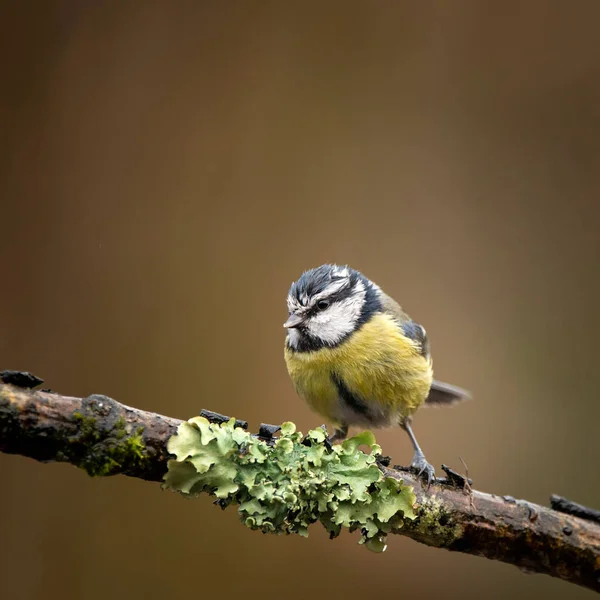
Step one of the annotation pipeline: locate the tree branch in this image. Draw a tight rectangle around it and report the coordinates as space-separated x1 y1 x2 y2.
1 381 599 593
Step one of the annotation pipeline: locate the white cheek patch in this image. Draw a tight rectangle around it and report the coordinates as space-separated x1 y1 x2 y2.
306 282 366 345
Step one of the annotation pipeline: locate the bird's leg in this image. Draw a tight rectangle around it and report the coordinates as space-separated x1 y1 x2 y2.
328 424 348 444
401 418 435 485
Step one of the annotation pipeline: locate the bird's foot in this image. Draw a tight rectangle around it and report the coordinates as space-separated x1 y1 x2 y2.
410 452 436 487
327 425 348 445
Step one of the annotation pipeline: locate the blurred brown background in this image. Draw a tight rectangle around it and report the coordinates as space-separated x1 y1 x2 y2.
1 2 599 599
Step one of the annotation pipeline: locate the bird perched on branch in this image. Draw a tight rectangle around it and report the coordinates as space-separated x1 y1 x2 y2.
283 264 470 484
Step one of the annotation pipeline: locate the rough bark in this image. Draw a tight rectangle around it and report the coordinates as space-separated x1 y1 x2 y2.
1 381 599 593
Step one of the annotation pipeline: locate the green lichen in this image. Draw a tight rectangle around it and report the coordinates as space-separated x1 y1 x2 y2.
163 417 417 549
408 496 463 545
73 411 146 477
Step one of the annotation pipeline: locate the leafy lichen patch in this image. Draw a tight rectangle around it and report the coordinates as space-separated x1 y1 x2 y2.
163 417 416 549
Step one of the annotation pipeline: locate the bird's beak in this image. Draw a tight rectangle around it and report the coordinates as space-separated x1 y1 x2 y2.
283 313 305 329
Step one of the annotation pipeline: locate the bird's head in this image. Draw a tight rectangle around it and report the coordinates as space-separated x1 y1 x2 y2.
284 264 381 351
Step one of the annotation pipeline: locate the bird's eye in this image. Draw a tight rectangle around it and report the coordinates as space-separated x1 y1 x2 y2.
316 299 330 310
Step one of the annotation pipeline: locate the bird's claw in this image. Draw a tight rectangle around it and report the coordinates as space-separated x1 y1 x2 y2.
410 454 436 487
327 425 348 445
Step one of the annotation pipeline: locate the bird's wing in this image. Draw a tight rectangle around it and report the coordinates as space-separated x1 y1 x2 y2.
379 291 471 404
379 291 430 360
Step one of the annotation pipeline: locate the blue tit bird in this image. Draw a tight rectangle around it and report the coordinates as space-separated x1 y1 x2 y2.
283 264 470 484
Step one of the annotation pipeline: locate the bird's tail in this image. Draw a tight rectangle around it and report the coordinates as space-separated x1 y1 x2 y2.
426 379 471 405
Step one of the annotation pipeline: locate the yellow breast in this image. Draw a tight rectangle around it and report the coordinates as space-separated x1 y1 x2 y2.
284 313 433 427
